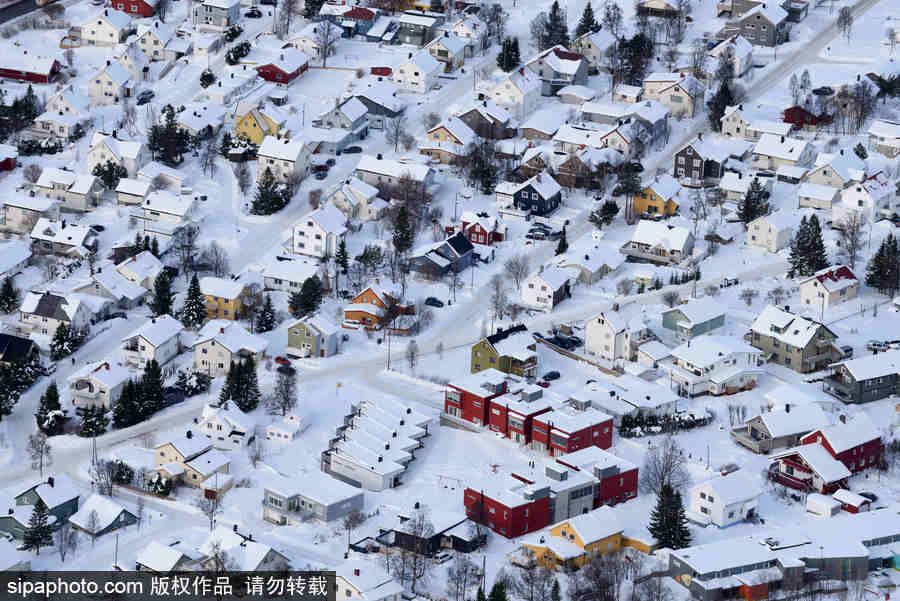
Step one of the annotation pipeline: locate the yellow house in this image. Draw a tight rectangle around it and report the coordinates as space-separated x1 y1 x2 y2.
521 507 623 570
234 108 287 145
634 174 682 217
199 276 261 321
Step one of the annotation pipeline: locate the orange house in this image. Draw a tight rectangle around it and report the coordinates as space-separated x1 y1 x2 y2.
343 284 412 331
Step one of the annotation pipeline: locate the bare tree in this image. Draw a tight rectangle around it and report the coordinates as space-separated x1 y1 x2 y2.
739 288 759 306
150 174 168 192
200 136 218 177
85 510 100 547
23 164 42 183
571 551 629 601
64 48 74 69
156 0 170 22
837 7 853 42
423 112 441 130
661 291 680 308
837 212 864 270
135 496 145 531
406 339 419 370
488 274 508 327
266 371 298 416
635 576 673 601
240 282 262 325
504 254 530 290
233 161 251 200
689 39 707 80
203 242 230 277
887 28 898 56
616 278 634 296
447 552 479 601
275 0 298 39
342 509 366 549
196 495 221 531
309 188 323 209
27 431 51 478
639 436 691 494
789 73 802 106
55 522 77 562
512 558 555 601
314 22 340 67
248 436 264 468
385 115 408 153
704 284 720 297
766 286 786 306
436 341 444 358
388 506 434 592
174 223 200 282
91 459 116 496
206 538 239 571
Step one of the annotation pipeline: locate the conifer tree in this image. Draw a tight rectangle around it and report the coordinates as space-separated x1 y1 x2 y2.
737 177 770 225
555 226 568 255
488 581 506 601
336 238 350 275
77 405 109 437
477 589 488 601
511 38 521 66
22 499 52 555
235 356 260 412
150 236 160 258
787 215 809 278
49 323 71 361
672 490 692 549
0 276 19 313
113 380 141 428
647 484 670 545
648 483 692 550
806 214 829 273
150 270 175 317
575 2 598 37
497 38 514 72
35 382 63 435
256 295 276 333
182 273 206 329
545 1 570 48
140 359 165 418
292 275 324 318
866 234 900 296
219 362 237 405
393 206 413 255
707 79 736 132
252 168 286 215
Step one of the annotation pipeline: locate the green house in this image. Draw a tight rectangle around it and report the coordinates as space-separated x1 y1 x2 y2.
662 297 725 340
0 475 80 540
69 494 138 538
471 324 537 377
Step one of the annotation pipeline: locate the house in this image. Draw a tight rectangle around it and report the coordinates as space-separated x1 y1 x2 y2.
459 210 506 246
471 325 537 377
731 403 830 454
341 6 378 37
748 304 841 373
620 220 694 265
73 266 147 309
266 414 304 443
256 50 309 86
154 433 232 491
111 0 157 17
531 405 614 456
234 105 288 145
426 32 466 72
197 403 251 450
286 313 340 358
553 147 623 190
396 12 439 46
522 506 624 570
669 335 762 397
511 172 562 217
722 3 790 47
121 316 183 368
69 494 137 538
0 49 61 83
1 196 59 235
33 168 102 213
115 251 162 290
392 50 441 93
642 72 705 118
193 320 267 378
673 135 753 183
78 9 133 47
291 21 343 61
444 368 509 426
0 333 37 367
837 171 896 223
525 45 589 96
771 442 853 494
129 191 195 234
263 470 364 524
257 136 310 183
556 241 625 285
343 284 409 331
807 493 841 517
335 560 403 601
797 182 840 210
137 161 186 192
572 29 617 68
635 174 682 217
636 0 681 16
68 360 131 409
824 350 900 404
134 540 203 572
457 100 515 140
777 164 807 184
450 14 486 46
19 290 93 337
687 473 762 527
0 475 80 541
751 134 813 170
867 119 900 158
408 232 475 278
87 132 149 177
88 60 134 106
316 97 369 133
30 218 97 257
522 267 572 311
806 149 866 189
200 276 260 321
783 104 832 130
354 155 434 200
192 0 240 32
720 171 773 203
833 489 870 514
519 109 568 140
114 42 151 82
292 204 346 259
662 297 725 340
707 35 754 80
585 304 652 363
798 265 858 313
747 209 793 252
420 117 476 164
29 109 86 142
374 508 475 556
137 21 190 62
175 103 225 138
260 257 318 295
490 68 542 118
350 79 406 130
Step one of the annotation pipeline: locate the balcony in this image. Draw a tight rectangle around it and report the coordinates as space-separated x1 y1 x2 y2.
823 375 854 400
769 470 812 492
730 426 766 453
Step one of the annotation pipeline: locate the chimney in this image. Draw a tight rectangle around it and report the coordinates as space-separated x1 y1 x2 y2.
47 476 54 487
840 149 844 156
353 569 360 577
780 135 785 143
839 414 846 424
152 318 156 323
186 430 193 439
106 60 111 66
233 524 238 532
739 104 743 110
785 403 790 413
414 501 420 509
154 21 158 28
220 327 225 334
104 8 107 15
408 52 413 59
377 153 383 160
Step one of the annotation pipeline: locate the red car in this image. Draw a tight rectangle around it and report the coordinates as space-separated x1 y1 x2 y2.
536 381 550 388
275 356 291 366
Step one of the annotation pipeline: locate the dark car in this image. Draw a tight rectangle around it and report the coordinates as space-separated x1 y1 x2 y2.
525 232 546 241
163 386 185 406
858 492 878 502
312 164 328 173
90 224 105 232
566 336 583 347
424 297 444 308
532 332 544 339
536 381 550 388
274 356 291 366
277 364 296 375
315 171 328 180
543 371 561 381
551 337 575 350
107 312 127 320
342 146 363 154
136 90 154 105
840 345 853 358
326 158 336 167
245 8 262 17
260 0 277 4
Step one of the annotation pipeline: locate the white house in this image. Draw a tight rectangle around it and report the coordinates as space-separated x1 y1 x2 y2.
620 220 694 265
688 473 762 527
115 251 162 290
585 304 651 363
292 204 347 259
73 265 147 309
798 265 859 313
326 177 385 222
642 72 705 119
30 218 96 257
193 320 268 378
137 21 179 62
115 177 151 206
87 132 149 177
707 35 753 80
490 68 542 119
797 181 841 210
867 119 900 158
290 21 343 60
392 50 441 94
257 136 310 183
751 134 814 170
521 266 572 311
79 9 132 47
266 414 304 443
197 403 252 450
669 334 762 396
88 61 134 106
33 168 102 213
19 290 94 337
837 171 895 223
747 210 793 253
335 560 403 601
0 240 30 279
131 190 195 225
719 171 773 202
261 258 319 293
68 360 132 409
572 29 616 68
121 315 184 368
806 150 867 189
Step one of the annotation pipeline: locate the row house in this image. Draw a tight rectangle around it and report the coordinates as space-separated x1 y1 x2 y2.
471 324 537 377
748 304 840 373
531 406 614 457
445 368 509 426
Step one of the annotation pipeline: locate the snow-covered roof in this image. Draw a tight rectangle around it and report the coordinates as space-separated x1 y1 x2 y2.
91 267 147 301
772 444 850 483
101 61 132 87
832 489 868 507
797 182 838 201
841 170 893 205
742 2 788 24
561 506 622 543
200 402 250 433
753 133 809 161
156 435 210 460
398 13 436 26
402 50 441 75
20 290 82 321
0 48 58 76
116 251 162 282
868 119 900 140
264 469 361 506
195 320 268 355
258 136 306 162
262 49 309 74
138 21 176 46
556 85 596 101
184 448 230 478
670 335 757 368
665 297 724 325
719 171 754 194
459 99 510 124
809 414 880 454
69 360 132 389
750 305 830 348
490 331 536 361
813 150 866 182
177 103 226 132
69 494 130 533
338 97 368 123
685 135 754 163
645 72 704 97
4 194 56 212
262 257 318 283
355 155 431 182
302 203 347 234
576 29 616 51
90 133 143 161
137 161 184 185
521 171 561 199
529 45 585 76
709 34 753 61
553 122 616 150
777 165 808 179
355 79 405 113
495 68 542 96
336 560 400 596
694 473 761 506
630 99 669 123
535 405 612 434
630 220 691 251
798 265 857 293
16 474 79 508
429 32 467 54
647 174 681 202
532 265 572 291
135 541 188 572
520 107 567 135
142 190 193 217
748 120 792 137
752 209 794 231
833 348 900 382
199 276 244 299
30 218 92 248
124 315 183 347
0 240 30 275
756 404 829 438
430 116 476 146
116 177 151 197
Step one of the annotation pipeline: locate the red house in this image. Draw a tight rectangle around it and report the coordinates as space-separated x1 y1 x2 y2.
501 388 554 444
111 0 157 17
555 446 639 507
444 368 508 426
783 105 832 128
256 50 309 85
0 53 61 84
800 414 882 474
531 406 614 457
0 144 18 171
832 489 871 514
769 444 850 494
460 210 506 246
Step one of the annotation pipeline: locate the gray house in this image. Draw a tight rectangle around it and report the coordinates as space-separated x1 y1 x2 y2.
409 232 475 278
350 80 405 130
662 297 725 340
721 3 790 47
396 12 440 46
731 403 829 453
824 349 900 403
193 0 241 32
262 470 364 524
0 475 80 540
525 45 590 96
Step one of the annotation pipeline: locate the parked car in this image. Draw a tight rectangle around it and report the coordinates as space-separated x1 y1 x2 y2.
566 335 583 347
342 146 363 154
277 364 296 375
108 312 127 320
434 551 452 565
260 0 277 4
424 297 444 308
326 158 336 167
867 340 888 352
858 492 878 502
720 277 739 288
840 345 853 358
525 232 546 241
136 90 154 105
245 7 262 17
90 224 105 232
542 371 561 381
315 171 328 180
536 381 550 388
274 356 291 366
40 362 57 377
311 164 328 173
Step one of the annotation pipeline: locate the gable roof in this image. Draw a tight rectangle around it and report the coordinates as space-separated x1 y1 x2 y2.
30 218 92 248
195 320 268 355
496 68 542 96
812 150 866 182
303 203 347 234
403 50 441 74
521 171 561 199
750 304 833 348
0 48 59 76
681 135 753 163
69 360 132 389
664 297 724 325
753 133 809 161
528 45 586 76
868 119 900 140
670 334 758 368
645 72 704 97
562 506 622 544
69 494 131 533
258 136 306 162
116 250 162 282
20 290 84 321
741 2 788 24
798 265 857 292
630 220 692 251
772 444 851 483
756 404 829 438
123 315 183 347
832 348 900 382
0 333 36 364
646 174 681 201
533 265 571 290
797 182 839 201
356 155 431 182
89 267 147 301
695 473 761 506
429 116 476 146
89 132 144 161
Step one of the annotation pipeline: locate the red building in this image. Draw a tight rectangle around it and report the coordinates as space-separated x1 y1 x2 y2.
0 53 61 84
444 369 508 426
783 105 832 128
502 388 554 444
0 144 17 171
111 0 157 17
459 211 506 246
800 415 882 474
463 475 552 539
531 406 614 457
769 444 850 494
833 489 870 514
554 446 639 507
256 50 309 85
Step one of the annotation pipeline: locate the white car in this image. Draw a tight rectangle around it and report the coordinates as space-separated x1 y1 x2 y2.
434 551 452 564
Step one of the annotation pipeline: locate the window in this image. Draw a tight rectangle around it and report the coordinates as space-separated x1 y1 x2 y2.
700 506 708 514
708 496 715 503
